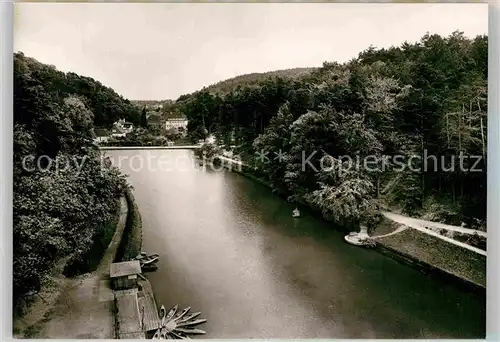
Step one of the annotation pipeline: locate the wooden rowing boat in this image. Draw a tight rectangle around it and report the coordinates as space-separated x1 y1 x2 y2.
173 307 191 321
153 304 206 339
165 304 178 321
175 312 200 324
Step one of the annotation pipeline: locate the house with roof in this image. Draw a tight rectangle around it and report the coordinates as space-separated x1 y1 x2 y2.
111 119 134 138
93 128 110 144
165 117 188 136
110 260 142 290
165 117 188 130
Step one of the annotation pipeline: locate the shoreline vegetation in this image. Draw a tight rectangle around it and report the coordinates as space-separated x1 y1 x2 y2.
183 31 487 234
101 131 173 148
210 153 486 294
13 52 133 312
62 198 121 277
181 32 487 296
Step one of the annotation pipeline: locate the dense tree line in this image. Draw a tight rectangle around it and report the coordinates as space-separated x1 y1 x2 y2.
15 52 142 129
197 67 316 96
131 100 165 107
181 31 487 230
101 128 174 147
13 53 130 306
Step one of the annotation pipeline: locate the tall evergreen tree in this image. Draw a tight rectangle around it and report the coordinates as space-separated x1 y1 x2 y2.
140 107 148 128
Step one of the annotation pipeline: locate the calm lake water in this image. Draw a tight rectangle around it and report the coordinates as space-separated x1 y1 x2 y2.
107 149 485 338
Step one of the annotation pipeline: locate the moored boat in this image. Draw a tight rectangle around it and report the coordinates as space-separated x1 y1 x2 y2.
136 251 159 262
141 256 159 265
176 312 201 323
136 251 160 272
152 304 206 339
173 307 191 321
165 304 179 321
159 305 166 323
142 263 159 272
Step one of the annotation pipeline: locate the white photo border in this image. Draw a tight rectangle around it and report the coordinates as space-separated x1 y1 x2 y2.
1 1 13 340
1 1 498 341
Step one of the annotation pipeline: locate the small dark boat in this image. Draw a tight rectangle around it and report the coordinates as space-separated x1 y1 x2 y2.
140 263 158 271
139 259 158 270
159 305 166 322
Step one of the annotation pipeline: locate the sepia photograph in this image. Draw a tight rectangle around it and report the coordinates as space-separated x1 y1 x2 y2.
12 2 488 339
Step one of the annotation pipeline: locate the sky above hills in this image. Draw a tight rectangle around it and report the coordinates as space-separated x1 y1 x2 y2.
14 3 487 101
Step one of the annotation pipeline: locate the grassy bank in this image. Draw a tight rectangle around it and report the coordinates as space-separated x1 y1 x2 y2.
375 228 486 291
115 189 143 262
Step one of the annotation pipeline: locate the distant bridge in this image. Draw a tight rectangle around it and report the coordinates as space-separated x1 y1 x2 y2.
99 145 201 150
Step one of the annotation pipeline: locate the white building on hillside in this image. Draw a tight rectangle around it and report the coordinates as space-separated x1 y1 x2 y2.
111 119 134 137
93 128 110 144
165 118 188 130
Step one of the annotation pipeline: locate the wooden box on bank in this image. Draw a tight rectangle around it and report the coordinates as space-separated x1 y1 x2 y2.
110 260 142 290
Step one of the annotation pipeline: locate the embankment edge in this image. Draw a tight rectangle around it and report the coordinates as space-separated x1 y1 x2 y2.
217 157 486 297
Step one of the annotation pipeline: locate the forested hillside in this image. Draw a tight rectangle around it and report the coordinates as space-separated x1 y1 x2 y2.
131 100 164 107
15 52 142 128
199 67 316 95
131 68 315 117
13 52 132 307
180 31 488 230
